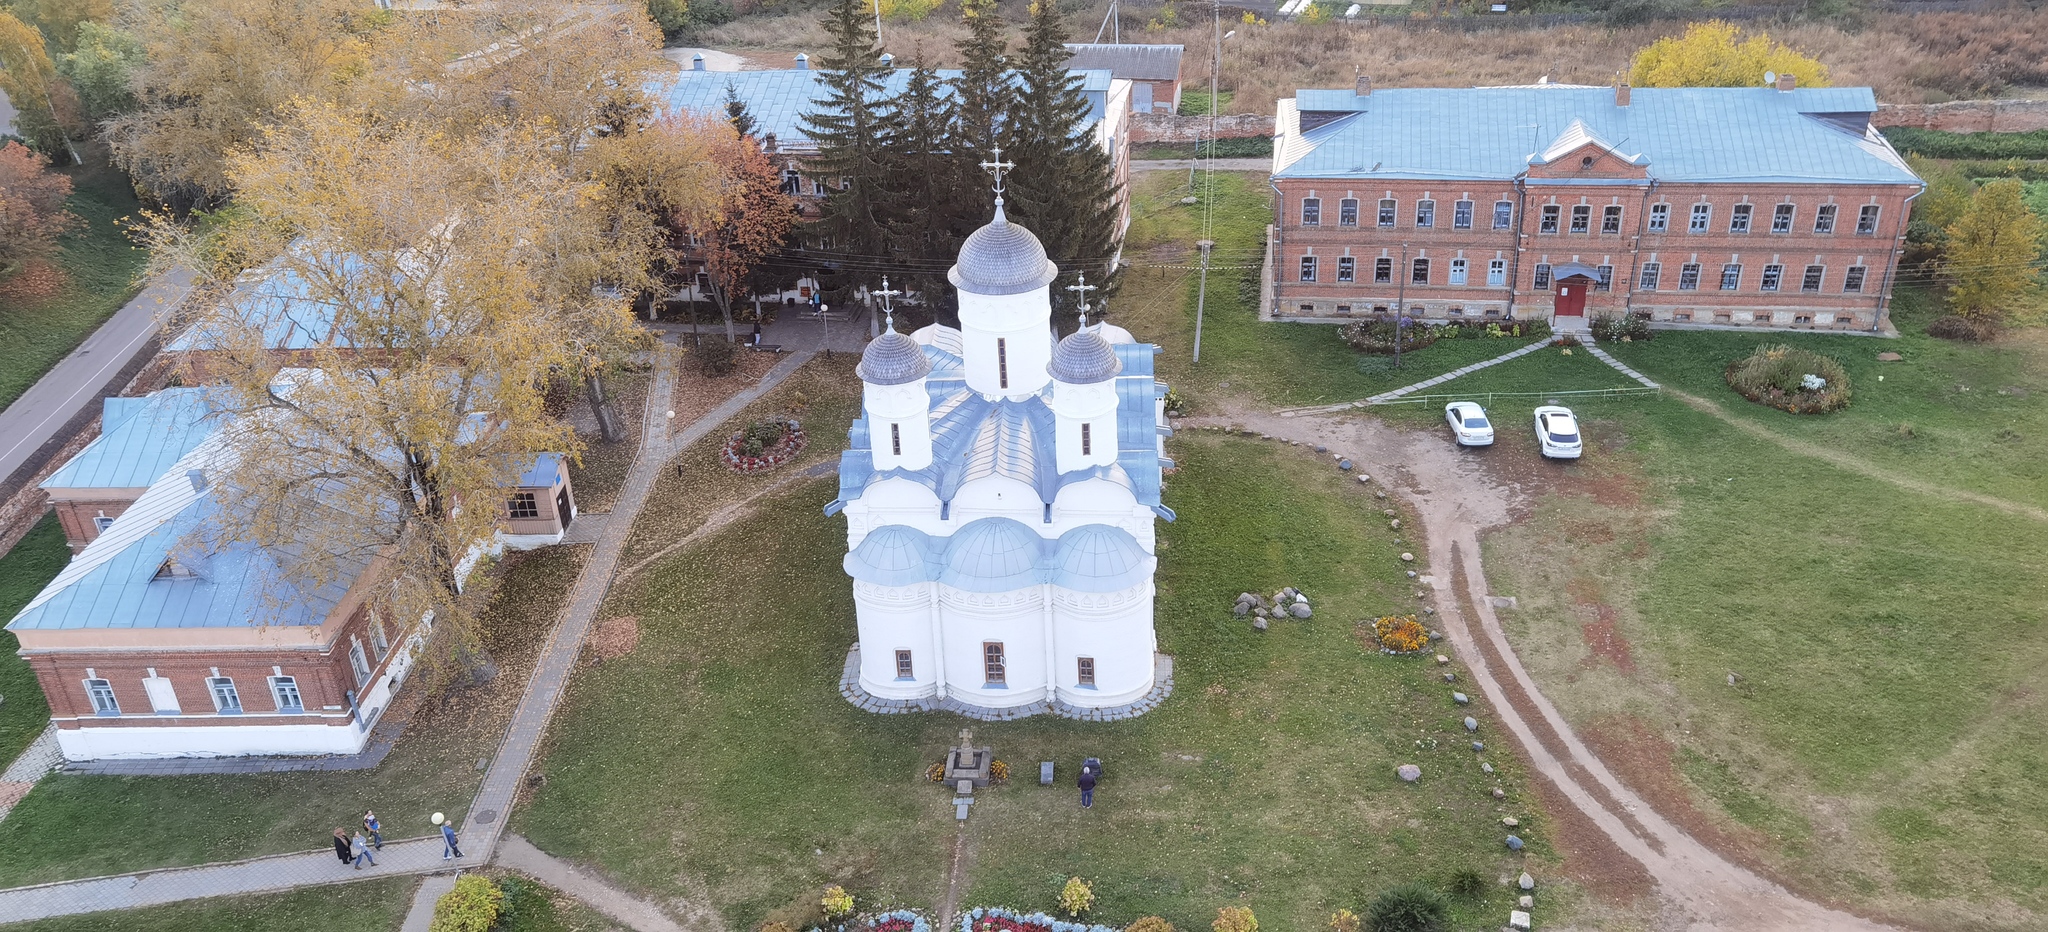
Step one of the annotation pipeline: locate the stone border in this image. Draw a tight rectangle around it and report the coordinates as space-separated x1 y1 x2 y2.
839 648 1174 722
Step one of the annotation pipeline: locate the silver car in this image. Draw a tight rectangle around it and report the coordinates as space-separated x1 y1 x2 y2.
1443 401 1495 447
1533 405 1583 459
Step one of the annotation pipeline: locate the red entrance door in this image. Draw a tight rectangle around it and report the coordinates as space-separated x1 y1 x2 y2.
1554 277 1590 316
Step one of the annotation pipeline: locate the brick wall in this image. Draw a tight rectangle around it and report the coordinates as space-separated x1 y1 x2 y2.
50 498 138 551
1130 111 1275 144
1874 100 2048 134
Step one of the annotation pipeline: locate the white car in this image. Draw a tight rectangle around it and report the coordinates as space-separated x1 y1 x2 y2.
1443 401 1494 447
1533 405 1583 460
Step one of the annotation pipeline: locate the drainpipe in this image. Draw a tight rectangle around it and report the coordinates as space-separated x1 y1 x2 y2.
1507 174 1529 318
1042 583 1057 707
1269 179 1287 315
928 583 947 700
1874 183 1924 333
1395 243 1409 368
1623 179 1658 316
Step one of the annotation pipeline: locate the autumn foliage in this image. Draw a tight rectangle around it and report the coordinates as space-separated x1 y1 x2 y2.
1630 21 1829 90
0 141 79 279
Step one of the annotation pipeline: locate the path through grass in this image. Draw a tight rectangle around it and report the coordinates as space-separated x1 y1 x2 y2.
0 877 415 932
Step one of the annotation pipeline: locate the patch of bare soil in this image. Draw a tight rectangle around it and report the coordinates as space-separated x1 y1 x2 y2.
1566 580 1636 676
585 617 641 665
672 345 779 428
1580 716 1769 869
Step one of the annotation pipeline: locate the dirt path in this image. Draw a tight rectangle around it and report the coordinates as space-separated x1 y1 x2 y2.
1184 406 1892 932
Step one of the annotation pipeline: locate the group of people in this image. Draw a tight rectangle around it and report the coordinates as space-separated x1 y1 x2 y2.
331 810 465 869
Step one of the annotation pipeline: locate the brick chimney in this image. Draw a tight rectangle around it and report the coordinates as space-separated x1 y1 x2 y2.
1615 78 1630 107
1356 73 1372 97
1776 72 1796 92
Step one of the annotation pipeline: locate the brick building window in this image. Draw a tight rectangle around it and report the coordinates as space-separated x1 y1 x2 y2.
208 676 243 714
983 642 1006 685
1772 204 1795 233
1298 256 1317 282
1843 266 1867 293
270 676 304 713
1539 205 1560 234
1336 257 1355 282
1412 258 1430 284
1595 264 1614 292
371 617 390 660
143 675 180 713
1301 197 1321 226
1760 264 1783 291
1729 204 1752 234
1678 263 1701 290
351 637 373 686
895 650 914 679
1602 205 1623 234
1077 656 1096 687
1416 199 1436 228
1492 200 1513 229
1638 262 1661 290
1375 258 1392 283
1378 199 1397 227
1802 265 1826 291
1720 263 1742 290
1856 205 1881 235
1648 203 1670 232
1454 200 1474 229
1533 263 1552 290
1814 204 1837 234
1339 198 1358 226
1449 258 1468 285
93 515 114 532
1689 204 1711 233
1487 259 1505 286
507 493 539 519
85 678 119 716
1570 205 1591 234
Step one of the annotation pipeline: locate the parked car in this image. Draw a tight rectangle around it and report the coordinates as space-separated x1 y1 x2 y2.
1443 401 1494 447
1533 405 1583 459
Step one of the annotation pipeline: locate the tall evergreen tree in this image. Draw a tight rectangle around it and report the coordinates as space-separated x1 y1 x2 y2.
800 0 891 260
950 0 1011 233
723 80 758 138
1004 0 1122 317
879 54 967 319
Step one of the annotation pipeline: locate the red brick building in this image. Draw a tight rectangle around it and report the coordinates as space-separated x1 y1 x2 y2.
1267 78 1924 331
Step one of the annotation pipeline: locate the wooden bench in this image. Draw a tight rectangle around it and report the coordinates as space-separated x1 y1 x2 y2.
745 343 783 353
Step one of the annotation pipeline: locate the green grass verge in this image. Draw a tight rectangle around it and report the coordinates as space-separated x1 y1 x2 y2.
519 425 1551 930
1176 90 1234 116
0 877 415 932
0 149 149 411
1134 136 1274 161
0 516 66 771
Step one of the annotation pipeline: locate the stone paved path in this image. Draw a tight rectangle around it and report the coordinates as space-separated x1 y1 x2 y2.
496 835 689 932
0 725 62 823
1277 338 1553 415
0 344 826 925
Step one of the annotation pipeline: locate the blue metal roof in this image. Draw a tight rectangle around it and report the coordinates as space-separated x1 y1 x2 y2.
1049 524 1152 592
650 67 1114 151
42 389 224 491
938 518 1044 592
845 524 937 588
840 520 1153 593
517 453 563 488
1274 86 1919 185
168 253 405 352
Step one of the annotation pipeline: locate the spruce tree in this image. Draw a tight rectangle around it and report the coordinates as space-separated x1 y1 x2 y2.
880 55 967 321
724 80 758 139
949 0 1011 232
1004 0 1122 316
800 0 891 261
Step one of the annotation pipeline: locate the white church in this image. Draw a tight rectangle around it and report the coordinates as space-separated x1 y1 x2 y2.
825 193 1176 720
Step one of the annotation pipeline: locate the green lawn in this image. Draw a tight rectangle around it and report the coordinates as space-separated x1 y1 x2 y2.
0 517 66 771
0 149 149 411
0 545 588 887
518 403 1555 930
1478 304 2048 928
0 877 415 932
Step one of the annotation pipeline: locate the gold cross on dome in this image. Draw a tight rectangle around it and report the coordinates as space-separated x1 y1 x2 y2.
979 145 1015 196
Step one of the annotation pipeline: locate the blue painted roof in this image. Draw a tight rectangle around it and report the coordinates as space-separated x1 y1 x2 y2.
167 252 421 353
845 525 937 588
1049 524 1152 592
938 518 1044 592
1274 86 1919 185
517 453 563 488
650 67 1115 151
841 520 1154 593
42 389 224 491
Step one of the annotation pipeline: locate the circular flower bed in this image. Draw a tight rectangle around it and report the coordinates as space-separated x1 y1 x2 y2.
1724 344 1852 414
961 907 1118 932
874 910 934 932
1373 614 1431 654
721 418 807 473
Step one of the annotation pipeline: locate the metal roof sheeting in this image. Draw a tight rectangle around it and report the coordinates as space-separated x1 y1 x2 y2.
842 519 1154 593
1062 44 1184 82
1274 86 1919 185
42 389 224 492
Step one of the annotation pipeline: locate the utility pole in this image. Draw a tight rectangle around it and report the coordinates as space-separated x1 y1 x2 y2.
1193 240 1214 363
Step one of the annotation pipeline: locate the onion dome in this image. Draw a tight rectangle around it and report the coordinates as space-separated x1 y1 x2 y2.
948 207 1060 296
858 329 931 385
1048 327 1123 384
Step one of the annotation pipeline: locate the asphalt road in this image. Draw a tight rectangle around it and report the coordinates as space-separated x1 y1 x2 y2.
0 267 191 490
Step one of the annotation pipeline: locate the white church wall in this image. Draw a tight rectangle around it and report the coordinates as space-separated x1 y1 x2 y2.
1050 480 1154 549
939 586 1049 707
865 381 934 471
1049 380 1120 474
949 476 1049 532
1052 583 1158 707
958 287 1056 399
853 581 939 700
844 480 945 548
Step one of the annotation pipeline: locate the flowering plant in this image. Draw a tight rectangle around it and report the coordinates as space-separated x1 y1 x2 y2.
1801 373 1827 391
1058 877 1094 917
960 906 1118 932
821 885 855 920
1373 615 1430 654
874 910 933 932
721 419 807 474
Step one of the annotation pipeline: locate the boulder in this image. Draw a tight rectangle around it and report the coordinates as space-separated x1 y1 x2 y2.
1464 716 1479 732
1389 519 1401 529
1509 909 1531 930
1519 872 1535 890
1400 552 1415 562
1505 835 1524 851
1232 602 1250 617
1338 459 1354 471
1357 475 1371 484
1236 592 1259 606
1453 692 1470 705
1435 654 1450 665
1397 764 1422 782
1493 787 1507 799
1481 762 1495 774
1443 673 1457 683
1518 895 1534 909
1503 817 1520 828
1472 741 1486 752
1877 351 1903 362
1289 603 1312 619
1383 509 1396 517
1406 571 1418 579
1313 444 1328 453
1253 618 1269 631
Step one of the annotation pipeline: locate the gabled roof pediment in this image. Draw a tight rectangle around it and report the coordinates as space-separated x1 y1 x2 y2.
1530 120 1647 169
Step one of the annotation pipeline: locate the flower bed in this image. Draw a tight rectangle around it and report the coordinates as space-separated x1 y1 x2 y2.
1372 614 1430 654
721 418 808 474
961 907 1118 932
874 909 934 932
1724 344 1852 414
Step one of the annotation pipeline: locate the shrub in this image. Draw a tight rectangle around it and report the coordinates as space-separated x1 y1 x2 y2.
1928 314 1997 342
697 337 737 376
1444 867 1488 900
1328 908 1361 932
1363 883 1449 932
1552 333 1582 348
1591 313 1653 342
1212 906 1258 932
1126 918 1176 932
821 885 854 920
1340 319 1447 355
1059 877 1095 917
1724 344 1853 414
428 875 503 932
1374 615 1430 654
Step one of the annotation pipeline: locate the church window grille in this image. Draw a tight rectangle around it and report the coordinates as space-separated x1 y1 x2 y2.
1081 423 1092 456
983 643 1006 685
895 650 914 679
890 423 902 456
1077 657 1096 687
996 338 1009 389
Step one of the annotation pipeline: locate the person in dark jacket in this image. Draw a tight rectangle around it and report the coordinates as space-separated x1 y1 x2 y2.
332 828 352 866
1078 765 1097 809
363 810 383 850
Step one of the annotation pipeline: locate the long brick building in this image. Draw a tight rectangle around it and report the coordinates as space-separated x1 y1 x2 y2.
1266 78 1924 331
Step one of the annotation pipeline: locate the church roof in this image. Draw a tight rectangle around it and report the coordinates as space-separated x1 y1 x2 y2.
858 329 932 385
1048 327 1123 384
948 211 1060 297
842 519 1156 593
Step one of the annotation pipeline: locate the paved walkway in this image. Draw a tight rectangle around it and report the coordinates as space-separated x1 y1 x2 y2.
497 835 689 932
1581 342 1661 389
1277 338 1553 416
0 267 191 491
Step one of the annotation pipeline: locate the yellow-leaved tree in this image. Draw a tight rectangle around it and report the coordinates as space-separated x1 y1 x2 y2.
1629 21 1830 89
1943 178 2046 325
0 9 82 160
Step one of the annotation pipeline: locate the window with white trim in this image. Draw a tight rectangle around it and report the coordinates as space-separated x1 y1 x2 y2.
1594 264 1613 292
1772 204 1795 233
1301 197 1321 226
1689 203 1711 233
1814 204 1837 234
86 678 119 715
1761 264 1783 291
1539 205 1560 234
1533 263 1552 290
1802 265 1825 292
1415 199 1435 228
1856 205 1880 235
270 675 304 713
1298 256 1317 282
208 676 242 714
1338 198 1358 226
1729 203 1752 234
1720 263 1742 290
93 515 115 532
1487 259 1505 286
1569 204 1590 234
1336 257 1355 283
1492 200 1513 230
350 637 372 686
1678 263 1701 291
371 615 390 660
1449 259 1468 285
1843 265 1867 293
1374 258 1392 284
1648 203 1670 232
1638 262 1661 290
1602 205 1624 234
1453 200 1474 229
1377 198 1396 228
1412 258 1430 285
895 650 914 679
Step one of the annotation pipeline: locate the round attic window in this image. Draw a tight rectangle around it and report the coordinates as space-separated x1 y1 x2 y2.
1580 156 1596 169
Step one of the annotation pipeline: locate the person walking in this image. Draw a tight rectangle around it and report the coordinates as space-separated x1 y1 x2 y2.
1078 764 1097 809
350 831 376 869
440 818 464 860
331 828 352 866
363 810 383 850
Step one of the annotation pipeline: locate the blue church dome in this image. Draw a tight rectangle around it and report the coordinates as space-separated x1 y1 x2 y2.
844 525 934 587
858 330 931 386
1048 328 1122 384
948 208 1060 297
1049 525 1151 592
939 517 1045 592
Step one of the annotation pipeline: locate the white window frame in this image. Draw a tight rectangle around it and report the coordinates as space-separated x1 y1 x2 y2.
1301 197 1321 226
1491 200 1513 230
1720 263 1742 291
270 675 305 713
1415 199 1436 228
208 676 243 714
1539 205 1560 234
1448 258 1468 285
1648 203 1670 232
1802 265 1826 292
1729 203 1752 234
1569 204 1591 234
1601 205 1623 234
1772 203 1795 234
371 616 390 661
1856 205 1880 235
1689 204 1712 234
1843 265 1867 293
1760 264 1783 292
1298 256 1317 282
1453 199 1474 230
1814 204 1837 234
1377 198 1397 228
1411 257 1430 285
1533 263 1552 290
1374 258 1392 284
93 514 115 533
1638 262 1661 290
1338 197 1358 226
1594 264 1613 292
1678 263 1701 291
350 637 373 687
85 678 119 716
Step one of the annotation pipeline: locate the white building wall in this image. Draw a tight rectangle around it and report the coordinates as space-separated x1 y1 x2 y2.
865 380 933 471
939 585 1048 707
1051 582 1158 708
853 581 939 700
957 287 1056 399
56 719 371 760
845 477 1152 550
1048 380 1120 474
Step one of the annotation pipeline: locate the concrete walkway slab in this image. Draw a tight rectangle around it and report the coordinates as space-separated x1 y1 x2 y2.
497 835 687 932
